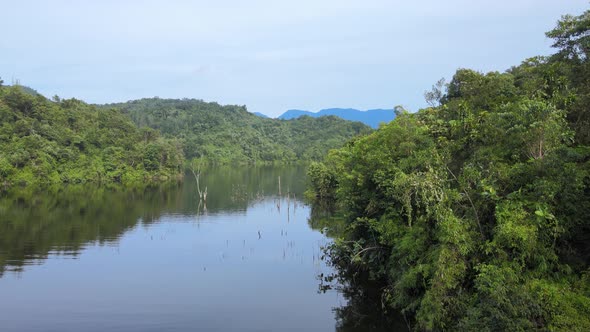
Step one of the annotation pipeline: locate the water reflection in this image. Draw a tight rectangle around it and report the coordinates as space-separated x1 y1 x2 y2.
0 166 350 331
0 185 160 276
0 165 405 331
177 165 308 215
0 166 307 277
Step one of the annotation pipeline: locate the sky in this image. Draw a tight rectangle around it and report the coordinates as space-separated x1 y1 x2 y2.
1 1 588 117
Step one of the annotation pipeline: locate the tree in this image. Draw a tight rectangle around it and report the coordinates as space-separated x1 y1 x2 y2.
424 78 446 107
546 10 590 144
546 10 590 61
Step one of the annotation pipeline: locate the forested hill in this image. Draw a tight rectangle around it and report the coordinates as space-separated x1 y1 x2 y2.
308 9 590 331
0 85 184 192
103 98 372 164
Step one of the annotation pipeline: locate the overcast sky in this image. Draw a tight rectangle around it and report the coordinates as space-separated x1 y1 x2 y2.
1 1 587 117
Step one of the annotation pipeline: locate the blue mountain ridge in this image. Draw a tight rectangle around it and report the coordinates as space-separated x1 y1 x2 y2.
277 108 395 129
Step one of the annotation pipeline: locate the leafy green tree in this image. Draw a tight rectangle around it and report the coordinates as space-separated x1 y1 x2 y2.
546 10 590 144
547 11 590 61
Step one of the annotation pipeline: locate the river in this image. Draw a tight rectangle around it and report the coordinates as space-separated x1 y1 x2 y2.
0 166 380 331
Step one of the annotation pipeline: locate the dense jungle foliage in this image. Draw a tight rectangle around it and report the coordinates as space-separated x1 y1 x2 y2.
0 85 184 192
0 81 370 193
104 99 371 164
308 10 590 331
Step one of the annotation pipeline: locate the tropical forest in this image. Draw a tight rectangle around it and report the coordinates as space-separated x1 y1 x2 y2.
1 4 589 332
307 9 590 331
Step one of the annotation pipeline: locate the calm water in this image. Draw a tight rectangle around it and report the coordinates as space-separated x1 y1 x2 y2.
0 166 350 331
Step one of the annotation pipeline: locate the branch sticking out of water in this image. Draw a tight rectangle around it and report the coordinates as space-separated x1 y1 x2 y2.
190 163 207 202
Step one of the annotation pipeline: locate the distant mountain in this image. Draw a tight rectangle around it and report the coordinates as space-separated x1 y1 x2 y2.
278 108 395 128
252 112 269 118
279 109 313 119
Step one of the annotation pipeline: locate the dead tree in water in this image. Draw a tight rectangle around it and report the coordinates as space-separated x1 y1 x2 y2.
191 163 208 202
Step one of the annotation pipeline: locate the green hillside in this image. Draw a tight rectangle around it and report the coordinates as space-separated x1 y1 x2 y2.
104 98 372 164
0 85 184 192
0 83 371 193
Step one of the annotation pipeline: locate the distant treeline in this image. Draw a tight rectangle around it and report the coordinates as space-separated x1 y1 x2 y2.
104 98 371 164
308 9 590 331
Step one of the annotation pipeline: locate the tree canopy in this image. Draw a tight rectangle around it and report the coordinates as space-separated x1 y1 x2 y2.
308 9 590 331
103 98 372 164
0 85 184 192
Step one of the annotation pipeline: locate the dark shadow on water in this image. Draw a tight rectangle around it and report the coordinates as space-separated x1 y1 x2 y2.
318 269 410 332
0 183 174 276
309 200 411 332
